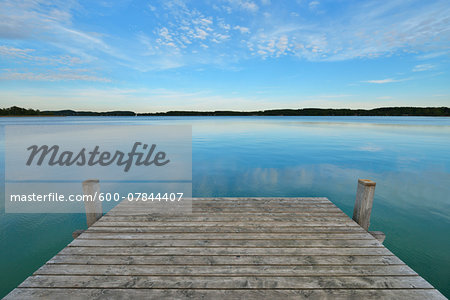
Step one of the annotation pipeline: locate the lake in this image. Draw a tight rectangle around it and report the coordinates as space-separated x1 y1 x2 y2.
0 116 449 297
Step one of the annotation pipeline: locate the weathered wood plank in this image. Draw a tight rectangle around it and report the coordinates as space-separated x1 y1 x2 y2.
6 288 445 300
116 206 341 213
120 200 338 205
127 199 336 205
34 264 418 276
117 199 333 206
115 198 334 207
189 201 339 210
188 210 343 214
191 199 335 204
76 232 374 240
92 221 360 227
58 246 395 256
188 207 341 212
110 209 346 215
6 197 444 299
119 202 340 208
86 225 365 233
104 212 348 217
191 202 337 206
98 215 353 222
190 197 332 202
69 239 382 248
47 254 403 266
120 204 341 209
20 275 433 289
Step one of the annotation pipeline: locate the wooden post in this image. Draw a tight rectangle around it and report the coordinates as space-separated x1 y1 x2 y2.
352 179 376 231
82 179 102 227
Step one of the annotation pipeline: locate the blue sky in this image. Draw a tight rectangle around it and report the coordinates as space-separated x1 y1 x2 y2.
0 0 449 112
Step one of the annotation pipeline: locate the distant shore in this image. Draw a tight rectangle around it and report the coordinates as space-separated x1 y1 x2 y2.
1 106 449 117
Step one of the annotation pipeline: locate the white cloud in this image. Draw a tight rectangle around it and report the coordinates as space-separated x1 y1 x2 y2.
0 86 280 112
0 0 127 64
212 33 231 43
413 64 435 72
0 69 111 82
362 78 409 84
247 1 450 61
0 46 34 59
417 51 449 60
309 1 320 10
199 18 213 25
194 28 208 39
315 94 354 99
148 2 229 52
2 0 450 71
233 25 250 34
218 21 231 30
276 35 289 56
241 1 258 12
0 45 111 82
226 0 259 12
364 79 398 84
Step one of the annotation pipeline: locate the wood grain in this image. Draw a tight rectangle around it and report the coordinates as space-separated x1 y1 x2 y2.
5 197 444 299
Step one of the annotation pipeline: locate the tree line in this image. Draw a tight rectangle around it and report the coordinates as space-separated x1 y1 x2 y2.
1 106 449 117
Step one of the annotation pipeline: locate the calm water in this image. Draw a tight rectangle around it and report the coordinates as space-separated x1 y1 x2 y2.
1 116 449 297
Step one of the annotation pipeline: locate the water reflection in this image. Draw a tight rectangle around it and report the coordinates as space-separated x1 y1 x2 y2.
0 116 449 297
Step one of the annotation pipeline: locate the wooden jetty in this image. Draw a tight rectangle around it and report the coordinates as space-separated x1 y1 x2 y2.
5 182 445 299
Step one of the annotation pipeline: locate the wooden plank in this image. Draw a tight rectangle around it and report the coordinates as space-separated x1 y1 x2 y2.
190 199 335 203
47 254 404 266
109 210 346 216
120 202 339 208
69 239 382 248
6 197 444 299
59 246 394 256
110 209 345 215
34 265 418 276
128 206 342 212
185 203 338 207
106 211 347 217
168 199 332 203
188 197 331 201
98 215 353 222
116 199 334 207
120 204 341 210
19 275 433 289
76 232 374 240
6 288 445 300
186 209 342 213
189 197 332 202
122 200 337 205
93 221 360 227
190 203 338 207
188 207 340 212
86 225 365 233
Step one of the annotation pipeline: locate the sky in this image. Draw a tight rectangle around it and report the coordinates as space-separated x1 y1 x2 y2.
0 0 449 112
